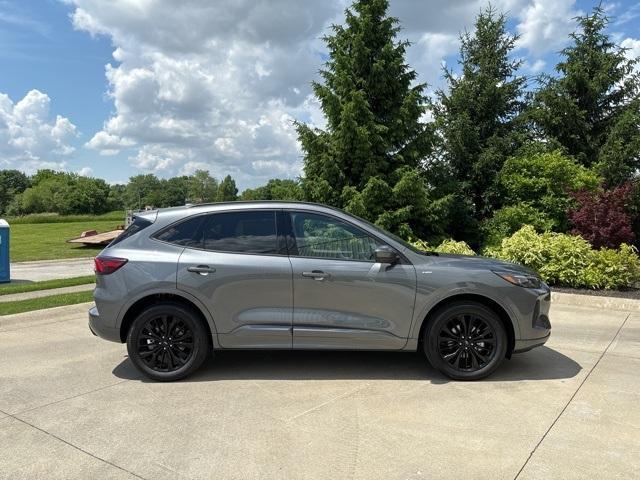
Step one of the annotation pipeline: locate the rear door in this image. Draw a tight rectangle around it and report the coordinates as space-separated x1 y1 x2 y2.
169 209 293 348
286 210 417 350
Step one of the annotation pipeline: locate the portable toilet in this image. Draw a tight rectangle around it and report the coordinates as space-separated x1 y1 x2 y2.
0 219 9 283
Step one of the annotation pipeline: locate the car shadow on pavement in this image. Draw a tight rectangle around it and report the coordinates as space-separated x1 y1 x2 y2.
112 346 581 384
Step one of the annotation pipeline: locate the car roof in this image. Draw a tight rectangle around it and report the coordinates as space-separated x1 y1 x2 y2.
151 200 346 216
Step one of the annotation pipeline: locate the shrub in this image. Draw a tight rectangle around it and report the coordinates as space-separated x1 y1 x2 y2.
498 150 600 231
410 238 476 256
490 226 640 289
583 245 640 289
568 183 635 248
482 203 554 247
434 239 476 255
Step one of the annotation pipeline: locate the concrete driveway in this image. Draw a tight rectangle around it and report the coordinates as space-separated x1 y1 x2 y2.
0 302 638 479
9 258 95 283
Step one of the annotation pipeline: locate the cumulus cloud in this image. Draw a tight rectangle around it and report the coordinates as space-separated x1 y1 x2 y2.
65 0 337 187
516 0 581 56
621 37 640 72
0 89 77 172
62 0 611 188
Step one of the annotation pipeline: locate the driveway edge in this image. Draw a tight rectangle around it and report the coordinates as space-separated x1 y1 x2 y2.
551 291 640 312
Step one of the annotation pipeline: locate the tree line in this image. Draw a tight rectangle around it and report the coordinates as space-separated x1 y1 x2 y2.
1 0 638 251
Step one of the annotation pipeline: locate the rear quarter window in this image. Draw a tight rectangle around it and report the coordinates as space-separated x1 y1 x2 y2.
109 216 153 246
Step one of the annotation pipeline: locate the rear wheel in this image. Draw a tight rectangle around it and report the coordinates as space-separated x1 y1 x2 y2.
423 302 507 380
126 302 210 381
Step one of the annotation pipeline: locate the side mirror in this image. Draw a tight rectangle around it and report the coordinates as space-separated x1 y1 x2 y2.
374 245 399 264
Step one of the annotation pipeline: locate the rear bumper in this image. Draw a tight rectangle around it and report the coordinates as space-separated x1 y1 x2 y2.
88 306 121 343
513 332 550 353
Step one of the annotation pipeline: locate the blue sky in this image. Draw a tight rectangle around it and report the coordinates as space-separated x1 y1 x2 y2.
0 0 639 190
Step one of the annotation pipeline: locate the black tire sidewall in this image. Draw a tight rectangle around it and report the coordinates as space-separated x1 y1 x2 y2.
126 303 209 381
424 302 507 381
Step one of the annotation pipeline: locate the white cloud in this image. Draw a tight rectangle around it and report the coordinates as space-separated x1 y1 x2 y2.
516 0 581 55
77 166 93 177
62 0 604 188
67 0 337 187
0 89 77 173
621 37 640 72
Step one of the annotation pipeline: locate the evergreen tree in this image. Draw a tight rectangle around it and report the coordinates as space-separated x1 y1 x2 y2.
530 6 640 185
216 175 238 202
428 6 527 241
296 0 434 239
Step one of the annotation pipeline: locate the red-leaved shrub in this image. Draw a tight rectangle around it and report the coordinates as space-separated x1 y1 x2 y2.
568 183 635 249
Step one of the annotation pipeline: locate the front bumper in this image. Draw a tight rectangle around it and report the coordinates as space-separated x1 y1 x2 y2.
512 288 551 353
513 332 550 353
88 306 121 343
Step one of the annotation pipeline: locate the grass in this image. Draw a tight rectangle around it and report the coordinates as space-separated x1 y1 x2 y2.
0 290 94 316
0 275 95 296
8 220 120 262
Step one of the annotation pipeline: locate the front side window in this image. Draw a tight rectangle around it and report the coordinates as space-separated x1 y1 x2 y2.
290 211 384 261
202 210 278 254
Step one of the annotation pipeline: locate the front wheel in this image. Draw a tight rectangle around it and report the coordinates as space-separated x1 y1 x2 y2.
126 302 210 381
423 302 507 380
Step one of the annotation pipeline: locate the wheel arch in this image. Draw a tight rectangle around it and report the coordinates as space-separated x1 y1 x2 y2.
119 292 216 348
417 293 515 358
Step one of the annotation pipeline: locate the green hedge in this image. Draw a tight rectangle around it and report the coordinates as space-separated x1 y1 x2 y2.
412 225 640 289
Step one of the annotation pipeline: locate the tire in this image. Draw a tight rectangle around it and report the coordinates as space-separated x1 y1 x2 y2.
126 302 210 381
423 301 507 380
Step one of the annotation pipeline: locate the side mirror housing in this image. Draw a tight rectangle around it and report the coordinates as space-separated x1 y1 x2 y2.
374 245 399 264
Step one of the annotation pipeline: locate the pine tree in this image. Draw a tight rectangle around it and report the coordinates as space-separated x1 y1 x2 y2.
296 0 434 239
428 6 527 239
530 6 640 185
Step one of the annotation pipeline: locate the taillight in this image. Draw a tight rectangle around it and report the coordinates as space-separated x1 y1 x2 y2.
94 256 128 275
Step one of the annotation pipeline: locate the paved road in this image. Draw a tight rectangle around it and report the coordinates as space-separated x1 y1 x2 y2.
9 258 94 283
0 302 638 479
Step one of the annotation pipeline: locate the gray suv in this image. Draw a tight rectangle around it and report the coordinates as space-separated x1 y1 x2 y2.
89 201 551 381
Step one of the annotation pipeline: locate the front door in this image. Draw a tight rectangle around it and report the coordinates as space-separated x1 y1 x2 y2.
287 210 417 350
175 209 293 348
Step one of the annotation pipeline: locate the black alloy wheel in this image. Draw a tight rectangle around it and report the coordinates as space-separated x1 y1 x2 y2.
437 313 496 371
424 301 507 380
127 302 210 381
137 314 194 372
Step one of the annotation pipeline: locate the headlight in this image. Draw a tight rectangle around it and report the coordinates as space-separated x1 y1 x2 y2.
493 270 543 289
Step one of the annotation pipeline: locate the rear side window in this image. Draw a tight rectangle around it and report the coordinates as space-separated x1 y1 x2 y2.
154 215 205 247
109 216 153 246
202 211 278 254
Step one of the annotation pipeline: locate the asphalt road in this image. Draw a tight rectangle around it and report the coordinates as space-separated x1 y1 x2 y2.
0 302 638 479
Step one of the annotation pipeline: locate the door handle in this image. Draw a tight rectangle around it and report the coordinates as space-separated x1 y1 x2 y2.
301 270 330 281
187 265 216 275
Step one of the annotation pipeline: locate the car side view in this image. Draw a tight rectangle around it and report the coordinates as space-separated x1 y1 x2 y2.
89 201 551 381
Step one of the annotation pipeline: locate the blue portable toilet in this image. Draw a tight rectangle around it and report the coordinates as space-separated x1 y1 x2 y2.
0 219 9 283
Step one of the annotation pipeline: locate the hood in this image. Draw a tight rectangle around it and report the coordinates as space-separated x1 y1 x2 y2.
423 253 540 277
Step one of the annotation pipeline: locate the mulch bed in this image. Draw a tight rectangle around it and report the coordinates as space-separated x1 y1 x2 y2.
552 286 640 300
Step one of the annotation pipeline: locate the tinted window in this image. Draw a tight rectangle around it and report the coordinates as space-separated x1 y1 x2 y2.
290 212 384 261
154 215 205 247
109 216 153 246
202 211 278 254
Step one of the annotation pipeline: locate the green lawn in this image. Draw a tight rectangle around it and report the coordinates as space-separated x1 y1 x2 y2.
0 290 94 316
8 220 119 262
0 275 95 296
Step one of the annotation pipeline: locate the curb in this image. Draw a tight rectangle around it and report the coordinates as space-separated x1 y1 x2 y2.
0 302 94 330
551 291 640 312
